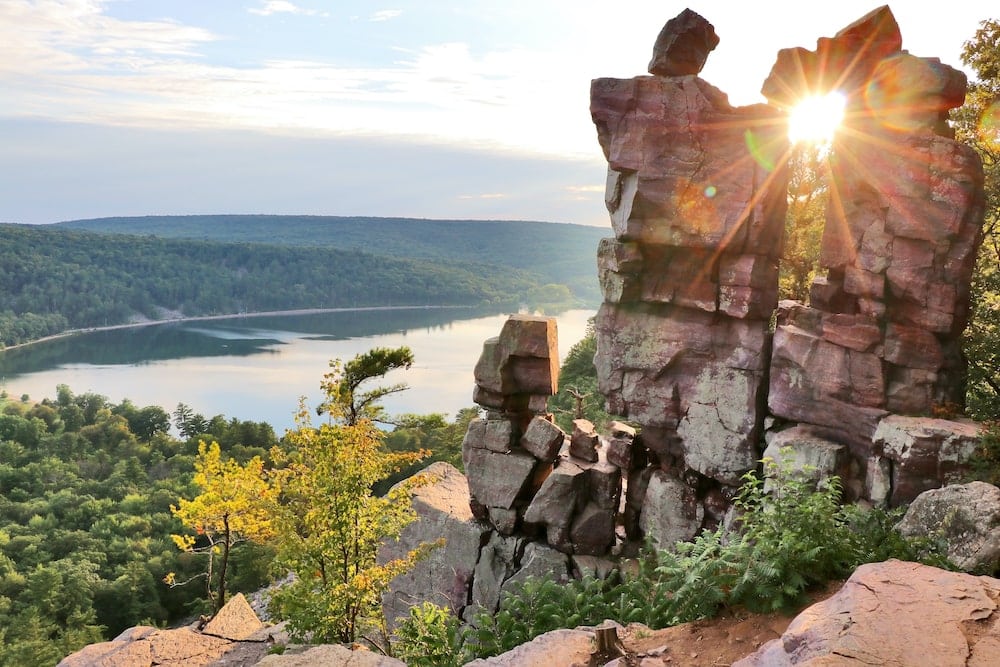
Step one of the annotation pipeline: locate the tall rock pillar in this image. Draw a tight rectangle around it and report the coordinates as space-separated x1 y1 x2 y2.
590 7 789 525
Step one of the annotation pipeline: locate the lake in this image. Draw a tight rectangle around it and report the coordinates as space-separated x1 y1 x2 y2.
0 307 594 433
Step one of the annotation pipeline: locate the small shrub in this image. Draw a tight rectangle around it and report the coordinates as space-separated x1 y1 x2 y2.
966 420 1000 486
394 602 462 667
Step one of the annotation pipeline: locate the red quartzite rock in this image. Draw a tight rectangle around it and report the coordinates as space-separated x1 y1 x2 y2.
647 8 719 77
734 560 1000 666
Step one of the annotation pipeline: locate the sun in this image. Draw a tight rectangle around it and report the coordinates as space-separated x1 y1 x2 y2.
788 92 846 144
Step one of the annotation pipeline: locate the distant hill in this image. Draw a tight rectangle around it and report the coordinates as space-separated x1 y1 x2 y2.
0 223 550 348
55 215 605 302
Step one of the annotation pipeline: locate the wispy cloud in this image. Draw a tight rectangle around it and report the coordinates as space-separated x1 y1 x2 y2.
369 9 402 22
248 1 318 17
0 1 604 159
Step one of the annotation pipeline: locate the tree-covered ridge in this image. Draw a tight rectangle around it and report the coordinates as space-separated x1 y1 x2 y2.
54 215 604 303
0 223 542 347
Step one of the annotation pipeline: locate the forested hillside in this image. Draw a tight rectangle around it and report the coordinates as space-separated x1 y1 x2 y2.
55 215 604 302
0 387 278 665
0 224 548 347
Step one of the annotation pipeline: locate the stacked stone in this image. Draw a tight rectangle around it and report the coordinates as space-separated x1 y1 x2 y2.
462 314 623 558
589 9 789 546
762 6 985 504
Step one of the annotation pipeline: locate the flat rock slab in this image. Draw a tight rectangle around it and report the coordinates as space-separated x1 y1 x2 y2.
734 560 1000 666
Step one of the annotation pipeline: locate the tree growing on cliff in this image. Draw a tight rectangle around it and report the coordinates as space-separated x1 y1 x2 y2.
318 346 414 426
267 405 434 646
956 18 1000 420
166 441 274 614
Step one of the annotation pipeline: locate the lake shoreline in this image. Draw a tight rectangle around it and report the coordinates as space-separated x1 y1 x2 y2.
2 305 474 352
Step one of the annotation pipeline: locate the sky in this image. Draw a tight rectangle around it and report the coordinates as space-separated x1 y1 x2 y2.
0 1 991 227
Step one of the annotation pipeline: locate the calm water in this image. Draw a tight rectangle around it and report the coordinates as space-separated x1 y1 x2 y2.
0 308 593 433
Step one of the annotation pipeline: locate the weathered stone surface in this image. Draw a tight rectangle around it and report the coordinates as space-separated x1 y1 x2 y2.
873 415 980 505
256 644 405 666
501 541 570 594
587 459 621 510
473 315 558 399
465 628 594 667
463 417 516 454
638 470 704 550
467 532 523 620
762 425 848 487
869 54 967 135
381 462 487 628
201 593 263 641
596 302 769 480
735 560 1000 667
570 501 616 556
899 482 1000 573
520 416 565 462
488 506 518 535
762 6 901 107
647 8 719 77
769 321 888 444
523 460 585 549
463 446 536 509
59 592 274 667
570 418 599 462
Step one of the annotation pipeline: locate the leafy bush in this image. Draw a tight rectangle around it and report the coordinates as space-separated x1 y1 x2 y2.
965 420 1000 485
394 602 462 667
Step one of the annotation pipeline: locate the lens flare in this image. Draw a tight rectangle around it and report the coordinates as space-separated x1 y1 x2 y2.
788 91 846 144
980 102 1000 152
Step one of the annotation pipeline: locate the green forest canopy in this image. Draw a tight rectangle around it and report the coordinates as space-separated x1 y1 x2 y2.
0 221 600 348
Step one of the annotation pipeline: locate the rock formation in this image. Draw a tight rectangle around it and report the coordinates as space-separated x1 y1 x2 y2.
585 4 984 543
452 5 986 590
763 5 984 505
734 560 1000 666
57 593 278 667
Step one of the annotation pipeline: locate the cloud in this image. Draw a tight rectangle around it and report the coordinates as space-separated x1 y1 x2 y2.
248 1 317 17
0 1 607 159
369 9 402 22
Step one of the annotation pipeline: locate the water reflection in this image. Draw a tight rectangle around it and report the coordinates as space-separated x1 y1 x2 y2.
0 307 592 433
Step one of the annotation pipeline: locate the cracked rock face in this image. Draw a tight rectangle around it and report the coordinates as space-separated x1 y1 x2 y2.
734 560 1000 666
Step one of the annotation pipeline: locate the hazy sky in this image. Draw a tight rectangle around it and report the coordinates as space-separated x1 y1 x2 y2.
0 1 991 226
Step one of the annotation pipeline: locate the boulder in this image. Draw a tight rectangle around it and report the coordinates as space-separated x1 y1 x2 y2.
570 418 600 462
899 482 1000 573
520 416 565 462
201 593 263 641
380 462 488 628
638 469 704 550
473 315 558 398
735 560 1000 666
647 8 719 77
523 460 585 550
762 425 849 487
463 447 537 509
873 415 980 505
463 417 515 454
465 628 594 667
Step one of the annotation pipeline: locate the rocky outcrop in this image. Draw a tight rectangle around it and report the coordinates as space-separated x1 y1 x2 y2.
255 645 404 666
464 628 595 667
899 482 1000 573
734 560 1000 666
380 461 488 630
762 6 983 504
590 7 788 547
57 594 276 667
585 3 984 530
